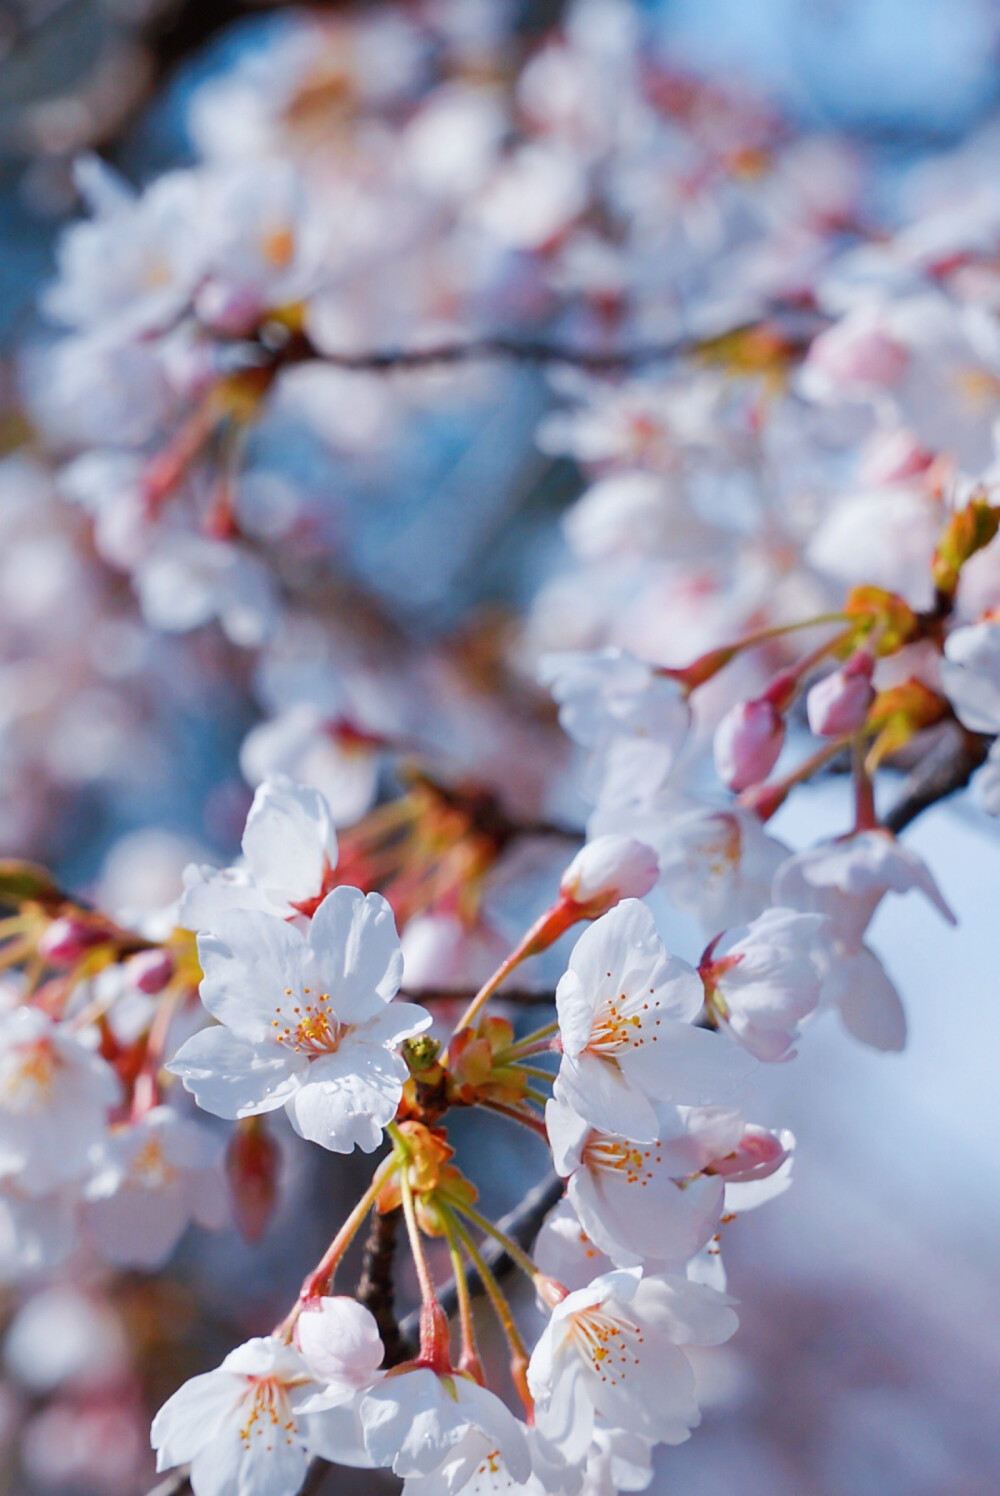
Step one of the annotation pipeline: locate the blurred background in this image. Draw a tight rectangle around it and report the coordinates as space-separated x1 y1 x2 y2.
0 2 999 1494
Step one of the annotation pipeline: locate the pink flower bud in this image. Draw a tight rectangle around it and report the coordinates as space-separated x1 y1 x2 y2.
709 1125 789 1182
194 280 264 337
226 1118 281 1243
560 835 659 915
808 319 908 388
806 654 875 738
38 917 104 966
714 699 785 792
125 948 174 995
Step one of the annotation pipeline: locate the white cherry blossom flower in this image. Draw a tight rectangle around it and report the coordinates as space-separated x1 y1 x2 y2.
535 1197 620 1294
151 1335 350 1496
0 1185 78 1278
538 648 690 805
134 535 279 649
240 706 381 828
818 944 908 1051
701 907 831 1061
591 801 789 936
577 1429 654 1496
555 901 755 1144
772 830 955 954
941 619 1000 732
356 1368 531 1483
772 833 954 1051
0 1008 120 1196
168 887 430 1153
401 1424 578 1496
82 1106 227 1269
528 1269 737 1456
546 1092 739 1266
180 776 338 932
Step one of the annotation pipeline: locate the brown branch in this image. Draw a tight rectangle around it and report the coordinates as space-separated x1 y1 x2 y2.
400 987 556 1005
264 302 825 380
883 728 991 835
355 1206 410 1368
314 333 697 373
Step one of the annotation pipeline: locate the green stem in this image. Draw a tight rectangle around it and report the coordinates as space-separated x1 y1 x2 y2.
479 1100 551 1141
448 1199 540 1281
439 1211 482 1381
510 1063 557 1085
443 1208 532 1415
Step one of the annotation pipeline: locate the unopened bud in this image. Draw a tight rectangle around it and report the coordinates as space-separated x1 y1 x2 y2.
806 653 875 738
560 835 659 916
709 1125 790 1183
714 699 785 792
125 948 174 995
194 279 263 337
38 916 105 966
226 1117 281 1243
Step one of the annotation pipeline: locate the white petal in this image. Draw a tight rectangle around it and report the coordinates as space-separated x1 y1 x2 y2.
307 887 404 1022
168 1027 304 1119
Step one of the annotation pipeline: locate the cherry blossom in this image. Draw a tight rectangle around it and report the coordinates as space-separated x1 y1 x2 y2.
168 886 430 1152
701 907 831 1061
0 1008 119 1196
713 698 785 793
151 1336 352 1496
293 1296 385 1409
82 1106 227 1269
554 900 755 1143
772 830 955 953
591 802 790 936
538 648 690 805
180 776 338 931
546 1092 739 1265
528 1268 738 1454
355 1368 531 1483
941 619 1000 732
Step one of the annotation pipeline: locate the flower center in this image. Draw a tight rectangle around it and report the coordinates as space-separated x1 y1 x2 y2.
272 989 346 1055
238 1375 297 1452
569 1304 644 1387
129 1135 178 1190
582 1133 662 1185
587 989 661 1057
699 817 741 882
0 1041 56 1112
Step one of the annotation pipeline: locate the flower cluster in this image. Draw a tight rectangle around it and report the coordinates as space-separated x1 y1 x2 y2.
1 0 998 1492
